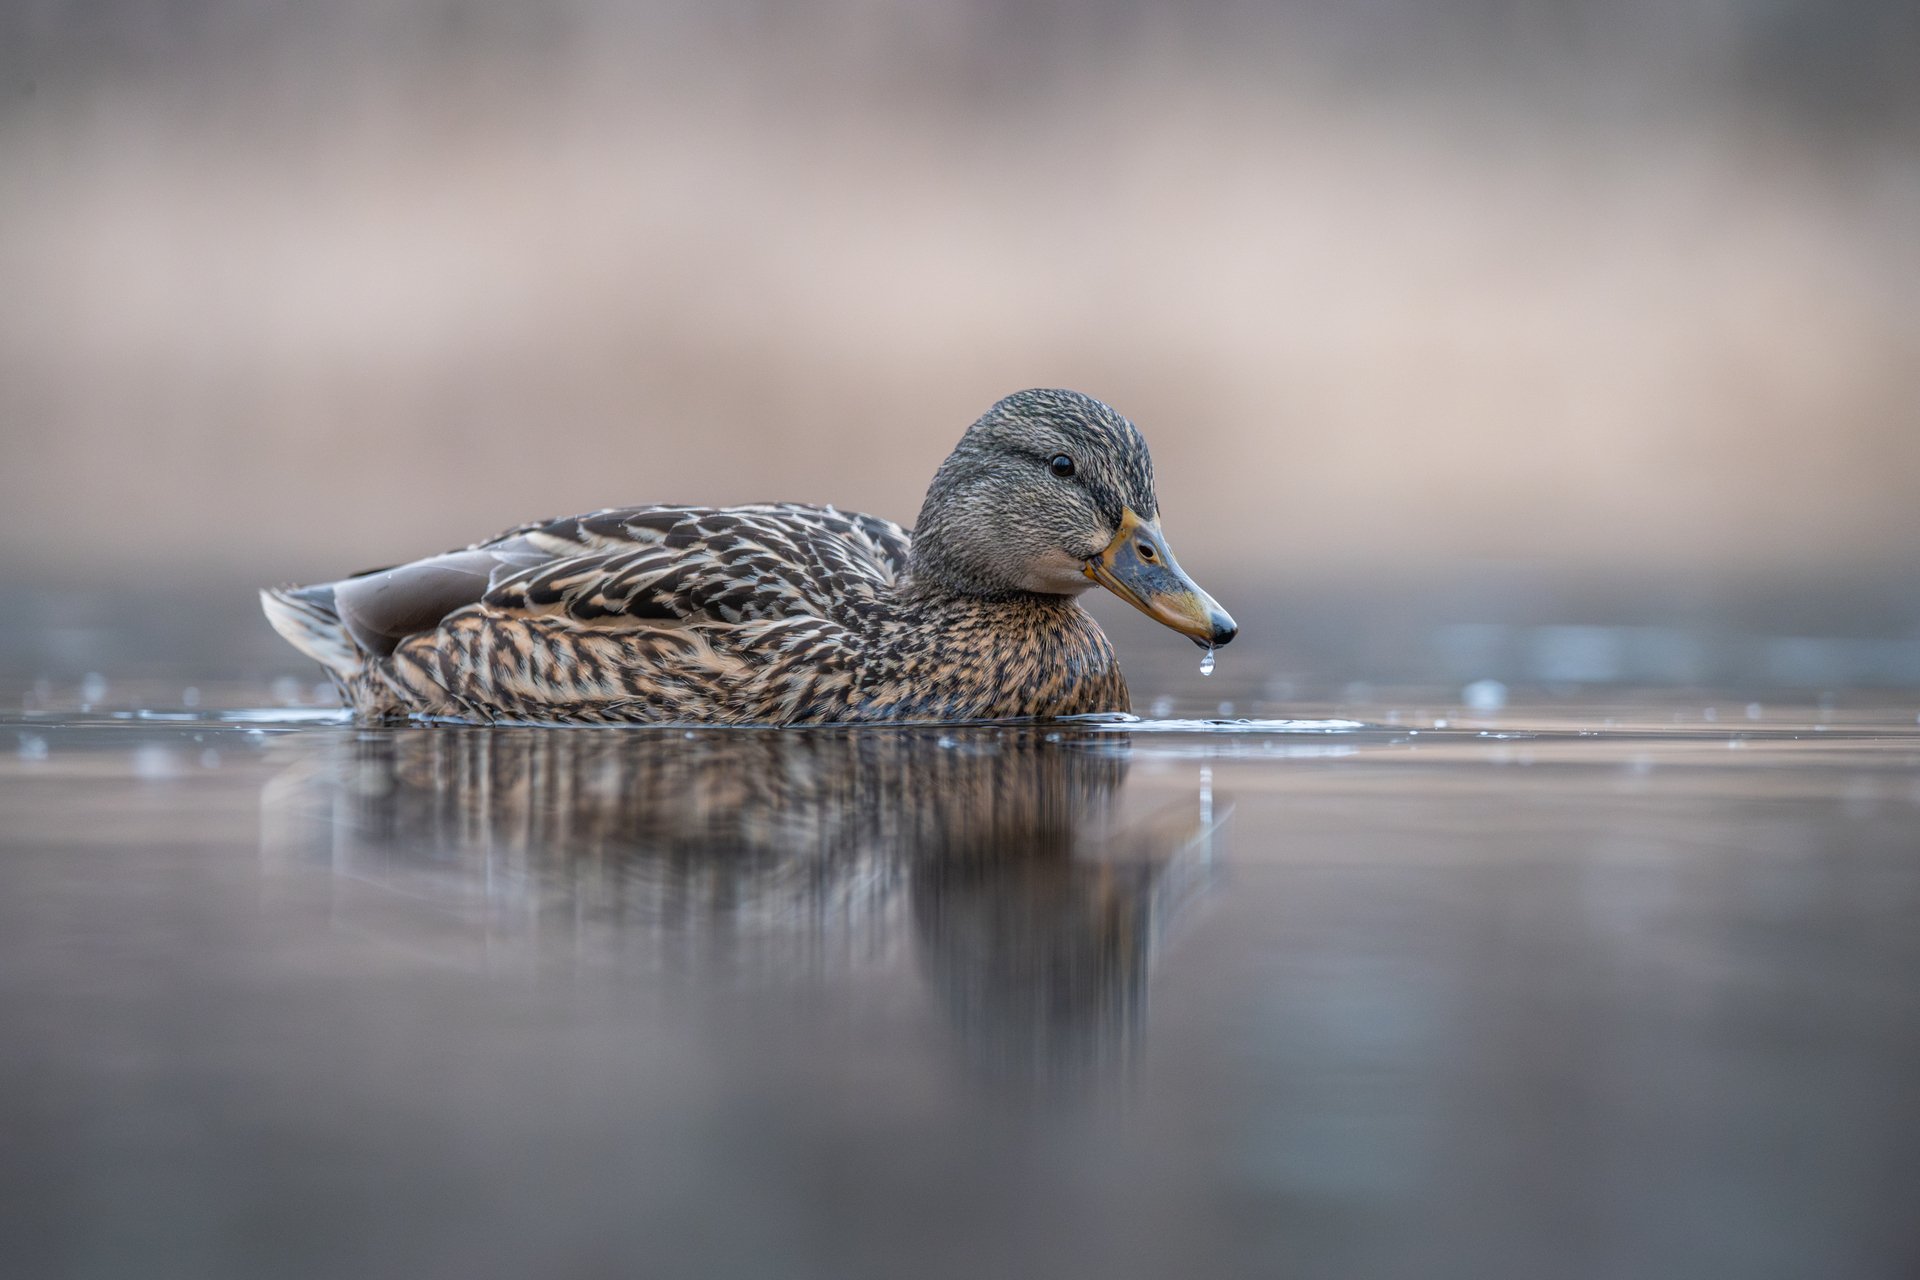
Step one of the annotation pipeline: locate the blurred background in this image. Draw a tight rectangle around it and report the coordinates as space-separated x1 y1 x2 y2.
3 0 1918 693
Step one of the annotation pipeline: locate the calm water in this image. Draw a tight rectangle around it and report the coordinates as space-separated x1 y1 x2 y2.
4 683 1919 1279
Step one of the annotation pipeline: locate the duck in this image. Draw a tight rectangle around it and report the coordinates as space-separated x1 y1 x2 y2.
260 388 1236 724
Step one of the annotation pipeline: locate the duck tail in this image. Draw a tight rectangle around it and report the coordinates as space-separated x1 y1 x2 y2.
260 583 363 676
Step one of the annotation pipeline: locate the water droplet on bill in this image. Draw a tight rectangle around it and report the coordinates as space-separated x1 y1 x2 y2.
1199 646 1216 676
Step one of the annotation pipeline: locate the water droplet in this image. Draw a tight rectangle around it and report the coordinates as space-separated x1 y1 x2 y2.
1199 646 1216 676
131 745 179 780
1462 679 1507 712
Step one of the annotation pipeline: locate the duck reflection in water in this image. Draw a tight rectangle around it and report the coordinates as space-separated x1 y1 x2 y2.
261 726 1223 1085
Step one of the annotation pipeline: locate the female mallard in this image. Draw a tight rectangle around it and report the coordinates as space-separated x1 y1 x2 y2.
261 388 1235 724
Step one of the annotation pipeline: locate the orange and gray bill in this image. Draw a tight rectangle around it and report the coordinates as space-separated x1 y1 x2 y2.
1083 510 1237 647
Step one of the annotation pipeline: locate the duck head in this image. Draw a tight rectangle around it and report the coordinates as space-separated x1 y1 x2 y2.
911 389 1236 649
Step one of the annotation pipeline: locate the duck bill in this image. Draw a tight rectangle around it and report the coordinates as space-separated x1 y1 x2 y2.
1083 511 1237 647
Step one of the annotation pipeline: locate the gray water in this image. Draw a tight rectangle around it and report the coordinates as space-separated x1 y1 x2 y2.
4 681 1919 1279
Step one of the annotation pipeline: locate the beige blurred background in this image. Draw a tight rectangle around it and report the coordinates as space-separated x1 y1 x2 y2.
2 0 1917 685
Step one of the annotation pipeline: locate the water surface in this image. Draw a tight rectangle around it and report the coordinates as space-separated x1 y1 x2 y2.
3 688 1918 1279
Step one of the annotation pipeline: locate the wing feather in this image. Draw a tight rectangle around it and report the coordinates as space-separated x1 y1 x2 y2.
341 504 912 643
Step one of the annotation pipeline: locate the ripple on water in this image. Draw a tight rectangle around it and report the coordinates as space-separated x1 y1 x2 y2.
1071 715 1370 734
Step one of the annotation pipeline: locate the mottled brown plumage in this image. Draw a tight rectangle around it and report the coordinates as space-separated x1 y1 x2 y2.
262 389 1231 725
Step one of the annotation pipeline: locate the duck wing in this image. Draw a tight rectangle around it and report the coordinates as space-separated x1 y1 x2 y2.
323 503 911 658
481 502 910 626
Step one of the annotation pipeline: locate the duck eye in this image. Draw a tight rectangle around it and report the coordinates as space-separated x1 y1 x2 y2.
1049 454 1076 478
